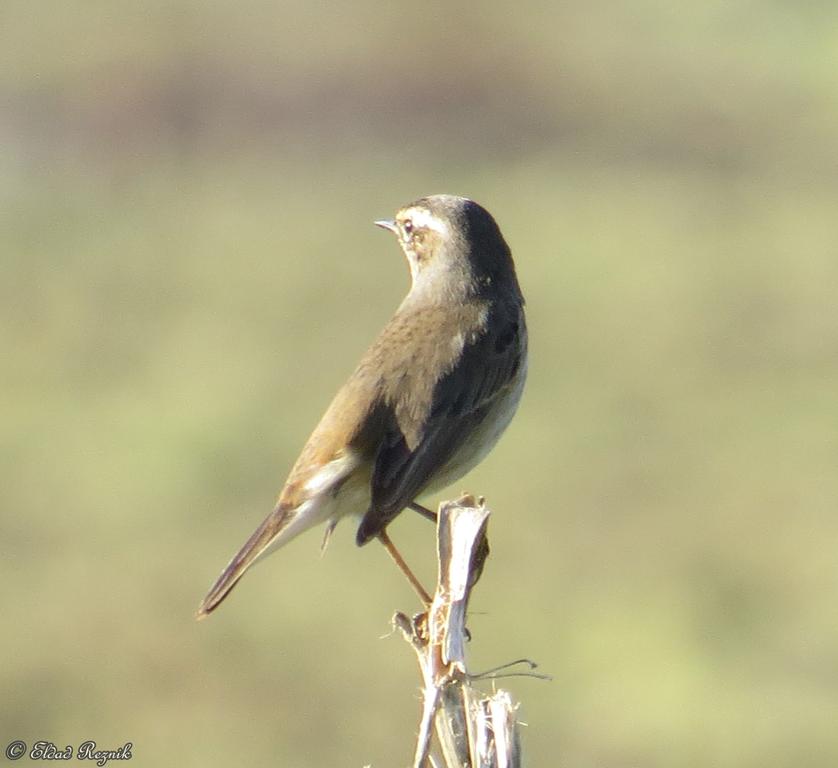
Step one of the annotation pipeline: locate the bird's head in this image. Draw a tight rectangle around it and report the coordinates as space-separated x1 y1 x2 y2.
376 195 517 303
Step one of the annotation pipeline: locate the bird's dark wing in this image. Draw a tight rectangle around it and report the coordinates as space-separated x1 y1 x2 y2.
356 304 525 543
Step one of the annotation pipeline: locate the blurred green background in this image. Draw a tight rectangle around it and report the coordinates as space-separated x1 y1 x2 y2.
3 1 838 765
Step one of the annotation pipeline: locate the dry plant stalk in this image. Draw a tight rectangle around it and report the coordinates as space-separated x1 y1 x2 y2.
393 495 523 768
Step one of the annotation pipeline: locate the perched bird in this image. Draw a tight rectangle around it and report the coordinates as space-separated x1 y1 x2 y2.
197 195 527 617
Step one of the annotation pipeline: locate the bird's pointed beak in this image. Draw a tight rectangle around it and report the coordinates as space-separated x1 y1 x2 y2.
374 219 398 234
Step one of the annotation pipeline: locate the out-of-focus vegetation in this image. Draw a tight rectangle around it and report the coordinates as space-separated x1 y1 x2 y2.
2 1 837 765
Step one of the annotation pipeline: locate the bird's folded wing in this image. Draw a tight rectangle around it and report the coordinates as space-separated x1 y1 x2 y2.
357 307 524 543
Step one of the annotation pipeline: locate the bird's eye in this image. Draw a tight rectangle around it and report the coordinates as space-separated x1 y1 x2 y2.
402 219 414 236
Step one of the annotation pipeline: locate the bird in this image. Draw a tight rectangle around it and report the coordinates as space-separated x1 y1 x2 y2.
197 194 527 618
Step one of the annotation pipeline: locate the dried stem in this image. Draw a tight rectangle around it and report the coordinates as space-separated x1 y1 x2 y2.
393 495 523 768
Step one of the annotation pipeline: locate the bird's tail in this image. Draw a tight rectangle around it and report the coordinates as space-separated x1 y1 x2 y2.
196 498 324 619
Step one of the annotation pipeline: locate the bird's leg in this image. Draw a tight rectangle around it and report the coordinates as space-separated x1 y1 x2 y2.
409 502 437 524
378 529 432 606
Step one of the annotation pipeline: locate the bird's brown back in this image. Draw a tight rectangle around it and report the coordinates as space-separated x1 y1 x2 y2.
278 300 490 511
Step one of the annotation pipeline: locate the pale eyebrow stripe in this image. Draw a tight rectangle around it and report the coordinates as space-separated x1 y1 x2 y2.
404 207 449 236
